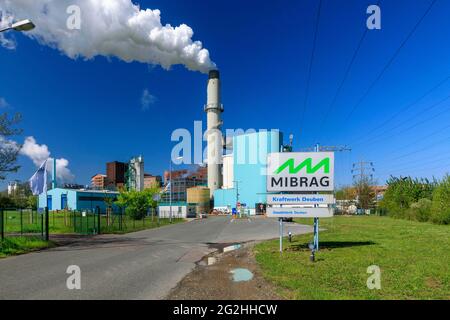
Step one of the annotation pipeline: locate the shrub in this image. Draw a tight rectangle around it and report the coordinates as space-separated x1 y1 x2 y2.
431 175 450 225
408 198 432 222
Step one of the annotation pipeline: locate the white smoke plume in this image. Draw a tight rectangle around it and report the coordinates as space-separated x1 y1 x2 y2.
0 0 215 73
20 136 75 182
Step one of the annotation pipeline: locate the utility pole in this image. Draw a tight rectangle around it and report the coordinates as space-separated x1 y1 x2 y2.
233 180 241 216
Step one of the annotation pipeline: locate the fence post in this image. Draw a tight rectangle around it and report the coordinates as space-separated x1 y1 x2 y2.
45 207 49 241
97 207 101 235
41 210 44 239
1 209 4 241
20 209 23 235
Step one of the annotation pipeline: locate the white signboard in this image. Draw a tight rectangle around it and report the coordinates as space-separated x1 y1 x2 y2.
267 194 335 206
267 152 335 192
267 207 334 218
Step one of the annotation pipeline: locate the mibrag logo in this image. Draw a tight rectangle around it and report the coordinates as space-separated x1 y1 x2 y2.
274 158 330 175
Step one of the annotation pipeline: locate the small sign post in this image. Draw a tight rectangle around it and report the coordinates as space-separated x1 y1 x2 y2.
266 149 335 257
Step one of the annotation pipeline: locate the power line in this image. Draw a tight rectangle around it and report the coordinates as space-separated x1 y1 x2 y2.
299 0 323 135
354 96 450 148
389 135 450 162
390 122 450 152
351 74 450 145
377 154 450 175
316 0 382 143
377 161 450 179
343 0 438 122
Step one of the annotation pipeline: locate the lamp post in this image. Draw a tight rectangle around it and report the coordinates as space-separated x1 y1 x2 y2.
0 19 35 33
169 156 183 223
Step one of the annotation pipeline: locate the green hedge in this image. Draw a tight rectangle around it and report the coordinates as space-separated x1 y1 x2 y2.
380 175 450 225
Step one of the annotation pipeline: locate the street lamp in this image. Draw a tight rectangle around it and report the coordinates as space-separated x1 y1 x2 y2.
0 19 35 33
169 156 183 223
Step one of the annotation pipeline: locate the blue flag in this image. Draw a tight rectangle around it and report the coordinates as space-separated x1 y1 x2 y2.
29 160 48 196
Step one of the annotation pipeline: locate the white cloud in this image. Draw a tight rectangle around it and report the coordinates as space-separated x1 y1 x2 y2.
0 14 16 50
0 0 216 73
141 89 156 111
19 136 74 182
0 97 9 108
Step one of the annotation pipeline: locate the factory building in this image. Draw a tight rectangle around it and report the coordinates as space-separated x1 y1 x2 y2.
38 188 119 213
144 174 162 189
106 161 127 189
214 130 283 215
127 156 145 191
91 174 107 189
161 174 207 203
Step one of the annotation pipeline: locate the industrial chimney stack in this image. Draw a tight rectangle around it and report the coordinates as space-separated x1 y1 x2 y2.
205 70 224 198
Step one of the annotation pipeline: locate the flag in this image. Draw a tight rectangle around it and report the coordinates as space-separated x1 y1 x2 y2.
29 159 48 196
162 181 171 193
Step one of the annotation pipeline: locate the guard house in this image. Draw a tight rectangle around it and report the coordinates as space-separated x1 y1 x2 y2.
38 188 120 213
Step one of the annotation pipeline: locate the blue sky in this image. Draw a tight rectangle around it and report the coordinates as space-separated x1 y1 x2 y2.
1 0 449 189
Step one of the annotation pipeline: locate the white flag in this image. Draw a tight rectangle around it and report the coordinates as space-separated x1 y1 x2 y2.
162 181 171 193
29 160 48 196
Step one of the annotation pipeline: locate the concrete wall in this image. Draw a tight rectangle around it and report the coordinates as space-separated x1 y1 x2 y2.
158 204 196 218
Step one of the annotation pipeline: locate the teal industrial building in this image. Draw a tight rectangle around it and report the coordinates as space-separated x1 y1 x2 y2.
214 130 283 214
38 188 119 213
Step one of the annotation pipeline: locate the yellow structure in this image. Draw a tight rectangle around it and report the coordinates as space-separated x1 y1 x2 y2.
187 187 211 215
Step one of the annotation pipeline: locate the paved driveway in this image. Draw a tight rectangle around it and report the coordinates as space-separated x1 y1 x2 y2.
0 216 312 300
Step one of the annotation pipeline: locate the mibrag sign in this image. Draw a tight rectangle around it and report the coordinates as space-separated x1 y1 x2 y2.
267 152 335 192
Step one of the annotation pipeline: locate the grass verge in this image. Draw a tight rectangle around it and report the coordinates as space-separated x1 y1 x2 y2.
254 216 449 300
0 237 54 258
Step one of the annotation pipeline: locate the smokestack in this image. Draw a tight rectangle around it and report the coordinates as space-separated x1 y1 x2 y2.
205 70 224 198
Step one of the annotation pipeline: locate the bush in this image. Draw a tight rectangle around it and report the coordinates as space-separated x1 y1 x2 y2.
431 175 450 225
115 188 160 221
408 198 432 222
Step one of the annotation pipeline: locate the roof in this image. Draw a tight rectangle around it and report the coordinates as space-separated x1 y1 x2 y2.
52 188 119 195
91 174 107 179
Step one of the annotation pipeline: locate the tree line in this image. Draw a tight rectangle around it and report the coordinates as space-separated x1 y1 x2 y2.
379 175 450 225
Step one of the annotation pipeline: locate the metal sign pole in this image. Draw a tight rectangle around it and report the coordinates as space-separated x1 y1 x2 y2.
314 143 320 252
279 218 283 254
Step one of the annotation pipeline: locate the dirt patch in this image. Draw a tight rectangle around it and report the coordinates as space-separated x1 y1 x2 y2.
167 244 281 300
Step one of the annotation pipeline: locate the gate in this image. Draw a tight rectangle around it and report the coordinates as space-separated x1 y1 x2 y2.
73 209 100 235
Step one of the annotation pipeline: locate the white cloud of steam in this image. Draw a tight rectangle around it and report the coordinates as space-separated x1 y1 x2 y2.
20 136 74 182
0 0 216 73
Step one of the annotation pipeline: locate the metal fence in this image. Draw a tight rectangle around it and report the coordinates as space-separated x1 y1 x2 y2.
1 207 176 239
0 208 49 241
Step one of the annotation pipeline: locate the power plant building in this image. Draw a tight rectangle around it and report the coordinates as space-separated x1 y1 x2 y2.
214 130 283 214
38 188 119 213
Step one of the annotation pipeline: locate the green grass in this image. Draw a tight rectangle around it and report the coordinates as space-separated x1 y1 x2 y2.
254 216 450 300
0 237 54 258
99 217 185 234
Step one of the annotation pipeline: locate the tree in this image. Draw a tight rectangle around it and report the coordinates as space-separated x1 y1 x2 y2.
380 176 437 218
354 177 375 210
335 186 356 201
431 175 450 225
0 113 22 180
115 187 161 220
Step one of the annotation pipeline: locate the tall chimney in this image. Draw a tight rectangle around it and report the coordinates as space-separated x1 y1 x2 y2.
205 70 223 199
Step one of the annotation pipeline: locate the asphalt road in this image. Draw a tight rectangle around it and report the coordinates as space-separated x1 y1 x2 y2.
0 216 312 300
